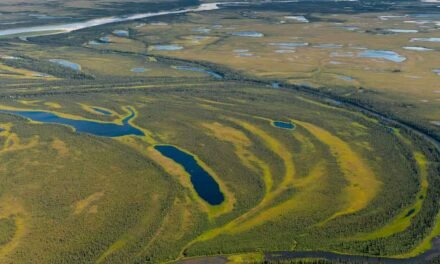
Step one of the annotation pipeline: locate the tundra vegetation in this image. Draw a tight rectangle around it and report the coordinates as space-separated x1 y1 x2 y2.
0 0 439 263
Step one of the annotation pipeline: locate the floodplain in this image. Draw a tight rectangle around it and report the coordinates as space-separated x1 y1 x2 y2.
0 0 438 263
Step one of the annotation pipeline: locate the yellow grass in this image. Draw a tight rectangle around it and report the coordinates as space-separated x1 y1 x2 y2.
396 212 440 258
202 122 273 194
356 151 428 240
51 138 69 157
181 118 296 252
394 129 412 146
95 239 127 264
230 118 295 190
0 64 56 80
0 123 39 154
196 98 235 107
202 122 251 146
79 103 116 117
18 100 41 106
0 196 27 260
95 194 162 263
137 197 192 257
227 252 265 263
73 192 104 215
231 162 326 233
43 102 62 109
295 120 381 224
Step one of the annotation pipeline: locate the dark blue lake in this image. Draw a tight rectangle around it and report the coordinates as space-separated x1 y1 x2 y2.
155 145 224 205
0 108 144 137
273 121 295 130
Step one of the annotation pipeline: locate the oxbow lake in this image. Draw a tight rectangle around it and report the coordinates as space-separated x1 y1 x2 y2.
154 145 224 205
0 108 143 137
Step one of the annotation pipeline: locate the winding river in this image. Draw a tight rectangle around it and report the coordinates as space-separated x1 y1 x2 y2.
0 3 223 37
265 237 440 263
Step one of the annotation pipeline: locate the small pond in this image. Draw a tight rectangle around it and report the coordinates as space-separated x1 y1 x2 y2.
113 30 129 37
410 37 440 42
88 40 108 45
233 49 249 53
49 59 81 71
99 36 111 43
274 49 295 53
402 46 433 51
271 82 281 88
337 75 354 81
339 26 359 31
237 53 255 57
330 51 355 57
312 43 343 49
386 29 418 33
231 31 264 37
151 44 184 51
273 121 295 130
192 27 211 33
284 16 309 23
269 42 309 47
358 50 406 63
149 22 168 26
